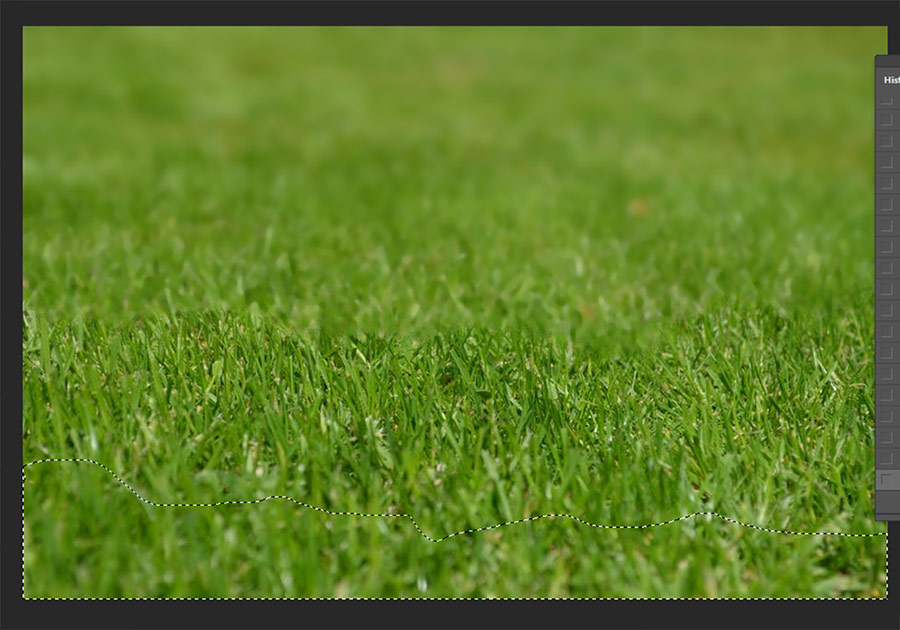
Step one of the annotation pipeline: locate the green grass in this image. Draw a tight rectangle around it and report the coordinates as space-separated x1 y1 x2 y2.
23 25 886 598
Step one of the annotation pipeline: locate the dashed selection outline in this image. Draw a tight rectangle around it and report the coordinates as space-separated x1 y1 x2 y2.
21 457 889 601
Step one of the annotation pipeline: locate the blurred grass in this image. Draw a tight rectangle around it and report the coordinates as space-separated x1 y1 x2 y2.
22 26 886 598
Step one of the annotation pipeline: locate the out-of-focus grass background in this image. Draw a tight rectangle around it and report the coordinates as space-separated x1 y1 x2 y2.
23 26 886 598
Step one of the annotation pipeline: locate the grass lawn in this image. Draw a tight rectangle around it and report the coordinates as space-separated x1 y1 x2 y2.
22 26 886 598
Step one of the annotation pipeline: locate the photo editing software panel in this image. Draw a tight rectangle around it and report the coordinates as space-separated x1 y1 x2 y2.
8 6 900 627
878 55 900 521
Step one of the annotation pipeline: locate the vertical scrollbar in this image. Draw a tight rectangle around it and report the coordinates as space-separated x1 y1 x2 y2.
875 56 900 520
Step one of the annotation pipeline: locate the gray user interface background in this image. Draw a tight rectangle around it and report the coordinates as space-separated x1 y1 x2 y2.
875 55 900 520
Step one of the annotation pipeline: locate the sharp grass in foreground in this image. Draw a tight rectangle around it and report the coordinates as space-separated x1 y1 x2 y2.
23 25 884 597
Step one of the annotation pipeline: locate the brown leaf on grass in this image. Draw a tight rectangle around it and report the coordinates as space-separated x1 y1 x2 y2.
579 302 596 320
627 197 651 218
